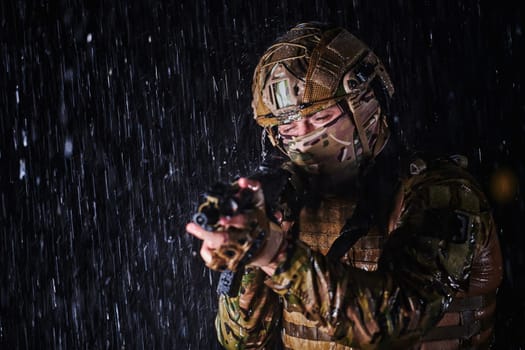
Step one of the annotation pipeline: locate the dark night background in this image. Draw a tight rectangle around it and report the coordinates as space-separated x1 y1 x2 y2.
1 0 524 349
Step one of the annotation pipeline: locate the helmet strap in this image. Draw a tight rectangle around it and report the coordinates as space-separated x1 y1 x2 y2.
341 99 372 158
371 117 390 157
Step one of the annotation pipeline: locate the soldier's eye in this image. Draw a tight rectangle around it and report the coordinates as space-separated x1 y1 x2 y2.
310 111 337 125
278 124 297 135
311 114 329 121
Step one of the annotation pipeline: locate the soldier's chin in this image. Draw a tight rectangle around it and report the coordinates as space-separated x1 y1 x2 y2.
295 162 322 174
296 162 344 174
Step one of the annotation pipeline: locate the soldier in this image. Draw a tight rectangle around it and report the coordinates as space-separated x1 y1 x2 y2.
186 22 503 349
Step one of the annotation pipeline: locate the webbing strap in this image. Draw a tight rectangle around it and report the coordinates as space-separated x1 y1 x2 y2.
446 293 496 312
325 214 370 261
422 293 495 341
422 322 479 342
422 317 493 342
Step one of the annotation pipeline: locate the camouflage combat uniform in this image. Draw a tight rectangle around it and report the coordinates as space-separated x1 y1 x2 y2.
215 156 503 349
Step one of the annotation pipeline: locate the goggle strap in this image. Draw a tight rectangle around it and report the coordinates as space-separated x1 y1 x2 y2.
347 98 371 157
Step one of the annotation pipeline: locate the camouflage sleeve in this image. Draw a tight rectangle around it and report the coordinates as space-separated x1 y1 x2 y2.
265 166 488 347
216 267 282 349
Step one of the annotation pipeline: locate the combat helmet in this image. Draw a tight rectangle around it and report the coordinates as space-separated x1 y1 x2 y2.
252 22 395 167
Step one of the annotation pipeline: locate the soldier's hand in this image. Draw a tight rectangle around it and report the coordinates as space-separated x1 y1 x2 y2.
186 177 285 272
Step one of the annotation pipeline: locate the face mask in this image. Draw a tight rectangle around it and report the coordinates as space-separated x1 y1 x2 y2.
282 114 360 175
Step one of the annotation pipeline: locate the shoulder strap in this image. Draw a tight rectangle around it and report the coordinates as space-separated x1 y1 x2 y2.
327 146 401 261
326 204 371 261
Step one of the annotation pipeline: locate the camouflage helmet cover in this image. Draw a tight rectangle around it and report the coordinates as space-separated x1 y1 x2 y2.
252 22 395 159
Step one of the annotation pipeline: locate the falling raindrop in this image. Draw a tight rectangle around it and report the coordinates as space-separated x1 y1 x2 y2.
19 159 26 179
64 137 73 158
22 129 28 147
